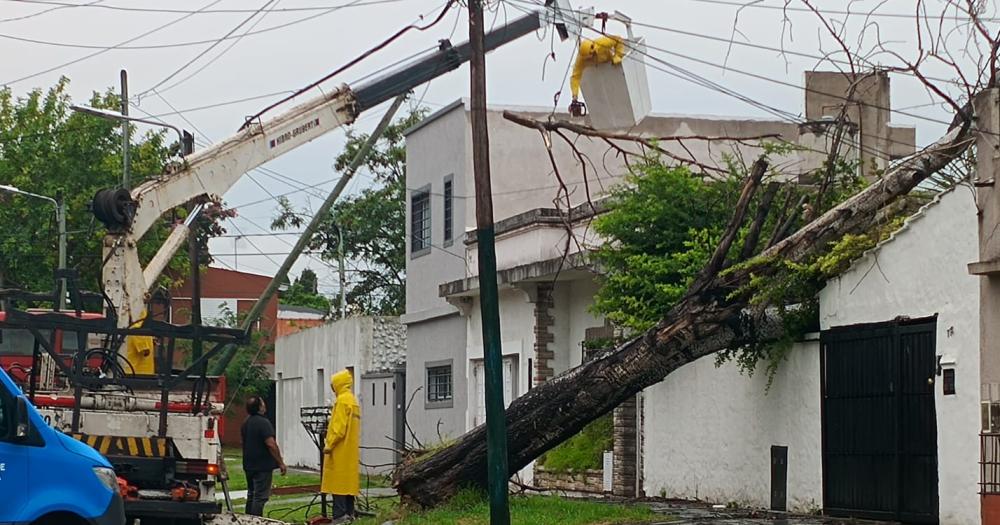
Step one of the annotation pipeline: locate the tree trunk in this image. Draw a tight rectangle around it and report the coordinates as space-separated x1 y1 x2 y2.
395 112 973 507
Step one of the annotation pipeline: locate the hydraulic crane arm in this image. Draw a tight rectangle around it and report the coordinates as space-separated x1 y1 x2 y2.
99 2 580 327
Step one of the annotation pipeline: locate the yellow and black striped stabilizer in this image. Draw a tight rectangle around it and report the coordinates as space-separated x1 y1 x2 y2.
70 433 177 458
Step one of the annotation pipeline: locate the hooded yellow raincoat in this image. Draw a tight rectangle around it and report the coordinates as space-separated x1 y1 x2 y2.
125 311 155 375
321 369 361 496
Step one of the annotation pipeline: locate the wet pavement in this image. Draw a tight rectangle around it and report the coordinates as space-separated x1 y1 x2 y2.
646 501 891 524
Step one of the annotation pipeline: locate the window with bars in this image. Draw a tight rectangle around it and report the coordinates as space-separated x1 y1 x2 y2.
443 177 453 244
426 362 453 407
410 189 431 255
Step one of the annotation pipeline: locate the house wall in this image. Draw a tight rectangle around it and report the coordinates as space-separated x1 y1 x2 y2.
273 317 408 469
642 341 822 512
403 315 467 446
466 288 535 414
819 188 980 525
404 103 470 444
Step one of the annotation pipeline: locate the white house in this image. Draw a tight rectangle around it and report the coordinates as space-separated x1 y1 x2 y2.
644 186 981 524
400 70 1000 523
273 316 406 473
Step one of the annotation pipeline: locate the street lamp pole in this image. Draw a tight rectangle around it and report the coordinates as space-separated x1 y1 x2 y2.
0 185 66 309
70 104 192 156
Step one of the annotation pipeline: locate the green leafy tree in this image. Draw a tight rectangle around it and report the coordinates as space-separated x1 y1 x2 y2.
272 107 428 316
280 268 331 313
204 303 272 403
0 78 216 297
591 148 878 382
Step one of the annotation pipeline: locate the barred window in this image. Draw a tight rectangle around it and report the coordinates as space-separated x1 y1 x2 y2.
411 189 431 254
443 178 453 243
427 365 453 403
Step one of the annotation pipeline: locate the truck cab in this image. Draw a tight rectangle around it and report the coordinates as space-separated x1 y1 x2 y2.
0 366 124 525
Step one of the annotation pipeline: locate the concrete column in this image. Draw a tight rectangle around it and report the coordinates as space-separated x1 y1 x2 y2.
972 89 1000 399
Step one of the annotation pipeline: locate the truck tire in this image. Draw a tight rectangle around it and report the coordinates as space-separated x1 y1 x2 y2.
31 512 89 525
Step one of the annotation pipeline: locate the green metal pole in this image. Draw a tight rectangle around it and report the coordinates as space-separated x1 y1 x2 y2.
469 1 511 522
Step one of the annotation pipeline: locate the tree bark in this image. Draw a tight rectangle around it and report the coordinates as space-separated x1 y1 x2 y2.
395 112 973 507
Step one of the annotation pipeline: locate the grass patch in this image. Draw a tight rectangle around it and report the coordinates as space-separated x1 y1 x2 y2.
223 447 390 492
233 490 660 525
373 490 659 525
223 453 322 491
539 414 613 473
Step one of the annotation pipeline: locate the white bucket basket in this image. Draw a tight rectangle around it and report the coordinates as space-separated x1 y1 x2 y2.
578 15 651 130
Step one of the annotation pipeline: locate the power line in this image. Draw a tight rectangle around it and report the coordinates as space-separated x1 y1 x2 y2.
138 0 279 98
675 0 1000 22
508 0 983 131
0 0 413 52
0 0 103 23
1 0 225 86
2 0 408 16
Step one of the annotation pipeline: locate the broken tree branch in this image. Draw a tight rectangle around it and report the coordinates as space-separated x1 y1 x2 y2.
395 100 975 508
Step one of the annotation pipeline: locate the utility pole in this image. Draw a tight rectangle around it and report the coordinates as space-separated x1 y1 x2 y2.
56 192 66 310
469 1 511 523
121 70 130 190
338 224 346 319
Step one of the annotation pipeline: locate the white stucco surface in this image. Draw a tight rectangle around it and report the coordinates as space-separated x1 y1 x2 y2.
642 341 823 512
819 187 980 525
274 317 406 469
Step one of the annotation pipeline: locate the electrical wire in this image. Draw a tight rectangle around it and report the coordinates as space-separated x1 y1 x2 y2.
241 0 457 128
0 0 104 24
3 0 412 15
151 1 284 97
137 0 280 98
674 0 1000 23
506 0 982 130
1 0 225 87
0 0 415 52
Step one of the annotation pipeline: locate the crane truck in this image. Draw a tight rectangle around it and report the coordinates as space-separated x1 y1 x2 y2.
0 2 584 524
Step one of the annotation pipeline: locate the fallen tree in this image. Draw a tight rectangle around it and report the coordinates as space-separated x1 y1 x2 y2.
394 102 975 506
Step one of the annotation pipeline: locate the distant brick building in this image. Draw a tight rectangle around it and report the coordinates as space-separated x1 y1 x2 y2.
167 266 280 446
277 304 327 338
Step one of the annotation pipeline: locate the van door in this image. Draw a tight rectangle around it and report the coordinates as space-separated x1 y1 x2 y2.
0 388 27 521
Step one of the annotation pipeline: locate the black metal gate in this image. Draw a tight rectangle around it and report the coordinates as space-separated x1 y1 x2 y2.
821 318 938 524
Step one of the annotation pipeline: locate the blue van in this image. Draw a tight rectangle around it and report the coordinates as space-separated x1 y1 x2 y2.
0 367 124 525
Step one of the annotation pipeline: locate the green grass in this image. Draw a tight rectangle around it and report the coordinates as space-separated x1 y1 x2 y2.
223 453 322 491
539 414 613 473
370 491 660 525
241 491 660 525
222 447 390 492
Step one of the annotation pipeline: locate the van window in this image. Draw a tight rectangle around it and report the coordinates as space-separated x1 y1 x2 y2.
0 390 8 439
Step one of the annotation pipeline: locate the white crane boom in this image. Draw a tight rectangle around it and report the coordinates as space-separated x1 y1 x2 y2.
96 2 579 327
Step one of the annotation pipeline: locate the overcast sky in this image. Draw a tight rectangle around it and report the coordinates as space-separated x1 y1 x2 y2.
1 0 996 298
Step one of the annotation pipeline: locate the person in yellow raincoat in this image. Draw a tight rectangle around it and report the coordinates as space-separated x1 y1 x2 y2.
569 34 627 115
321 369 361 521
125 311 155 375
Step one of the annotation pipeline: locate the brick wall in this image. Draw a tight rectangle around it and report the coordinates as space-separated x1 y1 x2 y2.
533 283 555 384
534 467 605 494
613 394 638 497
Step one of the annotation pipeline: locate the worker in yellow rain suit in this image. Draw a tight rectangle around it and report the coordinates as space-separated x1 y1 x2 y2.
321 369 361 521
125 311 155 375
569 34 627 115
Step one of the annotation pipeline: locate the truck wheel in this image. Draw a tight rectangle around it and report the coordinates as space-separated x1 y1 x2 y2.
31 512 88 525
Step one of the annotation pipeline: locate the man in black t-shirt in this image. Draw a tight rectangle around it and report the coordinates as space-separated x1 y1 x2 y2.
240 396 287 516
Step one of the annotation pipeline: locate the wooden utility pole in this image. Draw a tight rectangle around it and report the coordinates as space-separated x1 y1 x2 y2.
469 1 511 523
